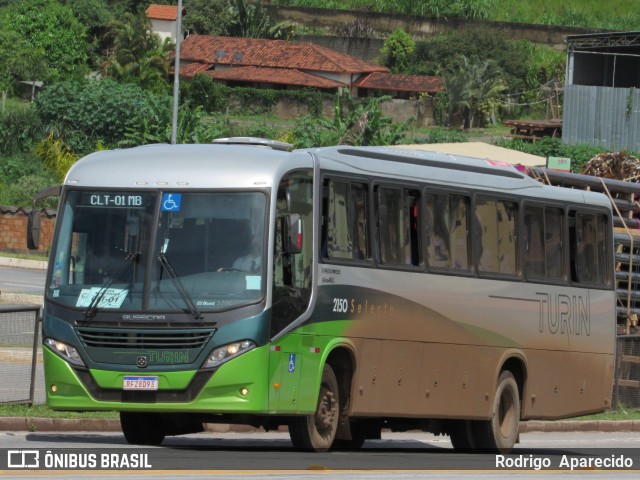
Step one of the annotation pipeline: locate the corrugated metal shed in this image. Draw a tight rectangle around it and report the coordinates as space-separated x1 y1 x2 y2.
563 85 640 151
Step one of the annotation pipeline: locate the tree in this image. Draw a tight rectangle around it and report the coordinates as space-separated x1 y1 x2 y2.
102 11 174 92
293 92 412 148
183 0 233 35
379 29 415 73
34 79 150 152
0 0 88 81
0 31 48 96
227 0 294 40
444 55 507 128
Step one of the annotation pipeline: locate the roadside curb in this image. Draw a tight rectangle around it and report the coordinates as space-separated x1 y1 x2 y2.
0 257 47 270
1 417 639 433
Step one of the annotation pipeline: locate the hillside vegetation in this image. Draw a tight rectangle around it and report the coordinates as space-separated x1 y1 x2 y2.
274 0 640 30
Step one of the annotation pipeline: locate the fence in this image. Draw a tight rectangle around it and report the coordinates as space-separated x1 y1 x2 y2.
0 304 41 404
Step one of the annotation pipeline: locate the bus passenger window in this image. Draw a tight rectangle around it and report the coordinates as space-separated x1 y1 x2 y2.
572 212 609 285
323 179 369 262
524 207 545 277
545 208 563 279
377 187 420 267
449 196 469 270
476 199 517 276
425 193 450 269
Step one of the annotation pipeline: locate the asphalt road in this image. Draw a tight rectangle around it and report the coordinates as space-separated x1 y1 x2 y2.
0 265 46 296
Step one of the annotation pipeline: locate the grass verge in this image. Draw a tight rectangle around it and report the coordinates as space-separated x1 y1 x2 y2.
0 403 117 419
0 403 637 421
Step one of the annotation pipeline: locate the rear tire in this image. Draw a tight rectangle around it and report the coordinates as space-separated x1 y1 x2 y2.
473 370 520 453
289 364 340 452
448 420 477 451
120 412 165 446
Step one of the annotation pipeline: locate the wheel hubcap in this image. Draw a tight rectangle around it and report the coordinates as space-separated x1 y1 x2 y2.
315 388 336 433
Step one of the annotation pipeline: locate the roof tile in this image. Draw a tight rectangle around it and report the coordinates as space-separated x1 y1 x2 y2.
204 66 345 89
354 72 445 93
179 35 388 74
146 4 180 21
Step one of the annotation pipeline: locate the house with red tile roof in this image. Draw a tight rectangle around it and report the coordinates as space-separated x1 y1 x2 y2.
354 72 445 99
175 34 444 97
146 4 184 43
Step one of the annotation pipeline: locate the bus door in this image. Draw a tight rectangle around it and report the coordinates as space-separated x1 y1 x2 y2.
268 171 315 412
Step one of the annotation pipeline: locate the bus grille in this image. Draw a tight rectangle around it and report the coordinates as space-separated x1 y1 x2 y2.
75 327 215 349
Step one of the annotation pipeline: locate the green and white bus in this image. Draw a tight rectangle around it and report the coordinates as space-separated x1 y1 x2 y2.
30 138 616 452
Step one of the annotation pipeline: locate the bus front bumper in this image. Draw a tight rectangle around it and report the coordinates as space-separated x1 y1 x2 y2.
43 346 270 413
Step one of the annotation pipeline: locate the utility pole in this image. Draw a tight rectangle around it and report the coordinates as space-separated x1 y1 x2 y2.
171 0 183 144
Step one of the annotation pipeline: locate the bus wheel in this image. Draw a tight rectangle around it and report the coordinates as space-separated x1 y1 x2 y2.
289 364 339 452
474 370 520 453
120 412 165 446
448 420 477 451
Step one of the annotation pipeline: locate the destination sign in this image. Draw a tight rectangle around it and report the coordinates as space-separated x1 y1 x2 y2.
79 193 151 208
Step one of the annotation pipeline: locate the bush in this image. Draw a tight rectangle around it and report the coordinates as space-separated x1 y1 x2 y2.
495 137 610 173
0 108 44 154
35 79 149 153
0 174 57 209
181 75 329 116
0 152 49 184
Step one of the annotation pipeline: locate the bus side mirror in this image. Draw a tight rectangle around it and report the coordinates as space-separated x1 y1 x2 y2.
27 211 41 250
27 185 62 250
284 214 303 255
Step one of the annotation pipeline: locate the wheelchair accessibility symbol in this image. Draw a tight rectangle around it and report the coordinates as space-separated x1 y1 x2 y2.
162 193 182 212
288 354 296 373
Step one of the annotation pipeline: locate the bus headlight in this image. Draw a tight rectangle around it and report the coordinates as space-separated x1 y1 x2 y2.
203 340 256 369
44 338 86 367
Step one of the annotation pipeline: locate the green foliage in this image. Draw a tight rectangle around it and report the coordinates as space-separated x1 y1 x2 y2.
432 91 449 126
0 152 49 184
0 31 48 94
293 115 341 148
102 11 173 92
181 75 230 113
0 0 88 81
444 56 507 128
34 132 78 182
228 0 295 40
120 94 225 146
0 108 44 154
494 137 606 173
274 0 496 19
292 92 412 148
183 0 233 35
34 79 149 153
379 29 415 73
0 174 58 209
181 75 328 116
407 31 563 121
421 128 468 144
274 0 640 29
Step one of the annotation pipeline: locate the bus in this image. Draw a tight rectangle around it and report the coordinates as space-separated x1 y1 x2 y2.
29 138 616 452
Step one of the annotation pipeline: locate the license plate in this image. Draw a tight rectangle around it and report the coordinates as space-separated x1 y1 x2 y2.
123 376 159 391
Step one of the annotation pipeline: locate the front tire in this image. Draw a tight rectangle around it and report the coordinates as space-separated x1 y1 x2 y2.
120 412 165 446
289 364 340 452
473 370 520 453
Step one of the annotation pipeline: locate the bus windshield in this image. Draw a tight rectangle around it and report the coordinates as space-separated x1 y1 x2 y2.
48 190 267 315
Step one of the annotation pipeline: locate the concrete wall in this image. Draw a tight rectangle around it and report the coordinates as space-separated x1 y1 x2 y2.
273 96 436 127
272 6 600 51
0 207 55 254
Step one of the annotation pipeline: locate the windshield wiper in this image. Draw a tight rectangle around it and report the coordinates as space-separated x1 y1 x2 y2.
84 252 137 319
157 252 203 321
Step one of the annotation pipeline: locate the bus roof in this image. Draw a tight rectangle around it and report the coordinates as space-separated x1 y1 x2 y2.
64 143 311 190
308 145 611 208
63 142 611 209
